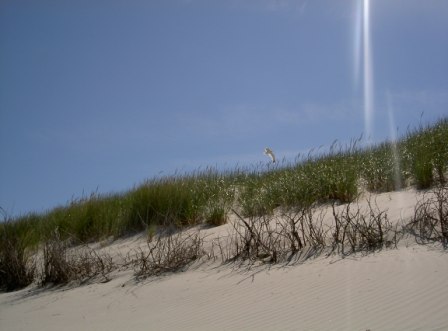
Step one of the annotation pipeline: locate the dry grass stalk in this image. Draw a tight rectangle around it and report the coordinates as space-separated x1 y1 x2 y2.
39 229 114 286
131 231 205 279
407 185 448 247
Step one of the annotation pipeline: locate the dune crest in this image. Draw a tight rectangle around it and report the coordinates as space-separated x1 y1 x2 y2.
1 189 447 330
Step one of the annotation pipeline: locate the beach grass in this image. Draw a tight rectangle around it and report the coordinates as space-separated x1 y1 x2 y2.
2 117 447 243
1 117 447 290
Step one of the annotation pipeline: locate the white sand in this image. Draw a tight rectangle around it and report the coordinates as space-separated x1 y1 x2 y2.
1 189 447 331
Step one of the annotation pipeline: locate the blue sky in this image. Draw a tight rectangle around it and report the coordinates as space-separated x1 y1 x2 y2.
1 0 447 217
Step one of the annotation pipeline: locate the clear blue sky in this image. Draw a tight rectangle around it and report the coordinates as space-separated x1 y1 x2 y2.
1 0 447 217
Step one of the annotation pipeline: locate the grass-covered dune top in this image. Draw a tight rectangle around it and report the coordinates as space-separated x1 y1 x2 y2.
2 118 448 249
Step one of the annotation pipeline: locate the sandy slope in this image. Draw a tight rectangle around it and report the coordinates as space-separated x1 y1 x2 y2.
1 189 447 331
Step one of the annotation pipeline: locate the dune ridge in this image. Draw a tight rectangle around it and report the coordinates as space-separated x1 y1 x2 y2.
1 188 447 331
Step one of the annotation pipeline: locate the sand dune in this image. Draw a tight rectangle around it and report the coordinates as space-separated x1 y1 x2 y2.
1 189 447 331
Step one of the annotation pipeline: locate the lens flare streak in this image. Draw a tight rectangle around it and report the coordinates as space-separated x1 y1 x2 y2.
354 0 374 144
387 93 403 190
363 0 374 143
353 0 362 88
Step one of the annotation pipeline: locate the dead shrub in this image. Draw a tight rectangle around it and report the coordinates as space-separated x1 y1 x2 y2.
73 249 114 283
229 209 284 264
131 231 205 279
218 200 396 267
39 229 114 286
407 185 448 247
330 198 397 255
280 205 327 255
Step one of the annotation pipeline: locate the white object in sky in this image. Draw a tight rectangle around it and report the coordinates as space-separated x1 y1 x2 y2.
264 147 276 163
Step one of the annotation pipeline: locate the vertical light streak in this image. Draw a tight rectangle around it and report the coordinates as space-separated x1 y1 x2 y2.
363 0 374 143
387 92 402 190
353 0 362 88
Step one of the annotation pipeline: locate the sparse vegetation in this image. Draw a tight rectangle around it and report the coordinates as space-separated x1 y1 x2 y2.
130 230 205 279
0 211 36 291
39 228 114 286
1 118 447 291
210 197 397 267
407 185 448 248
330 198 397 255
